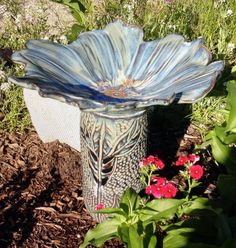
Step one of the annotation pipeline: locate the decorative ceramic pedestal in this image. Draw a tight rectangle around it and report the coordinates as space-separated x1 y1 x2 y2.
10 20 224 222
80 109 148 221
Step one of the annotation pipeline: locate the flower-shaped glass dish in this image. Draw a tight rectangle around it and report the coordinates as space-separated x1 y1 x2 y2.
10 20 224 112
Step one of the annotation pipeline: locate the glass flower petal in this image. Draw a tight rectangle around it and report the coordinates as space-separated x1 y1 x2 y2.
9 20 224 111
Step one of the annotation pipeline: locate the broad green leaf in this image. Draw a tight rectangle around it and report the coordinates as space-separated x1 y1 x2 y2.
163 227 218 248
222 132 236 144
94 207 127 217
231 65 236 75
118 223 143 248
145 199 185 211
129 225 143 248
79 217 121 248
211 134 236 175
217 175 236 213
118 223 130 247
120 188 141 215
182 197 221 215
147 235 157 248
143 223 157 248
165 214 218 242
226 80 236 132
216 214 232 243
67 23 85 42
140 199 185 222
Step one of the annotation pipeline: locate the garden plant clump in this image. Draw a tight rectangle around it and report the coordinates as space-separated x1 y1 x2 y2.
0 0 236 247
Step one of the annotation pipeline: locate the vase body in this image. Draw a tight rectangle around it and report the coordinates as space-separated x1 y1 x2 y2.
80 109 148 222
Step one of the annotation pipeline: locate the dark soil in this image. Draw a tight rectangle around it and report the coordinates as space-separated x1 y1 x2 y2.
0 120 213 248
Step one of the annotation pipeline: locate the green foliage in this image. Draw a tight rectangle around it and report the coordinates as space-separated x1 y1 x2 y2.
88 0 236 64
50 0 93 41
88 0 148 28
0 60 31 132
191 96 227 136
80 188 185 248
0 85 31 132
203 79 236 174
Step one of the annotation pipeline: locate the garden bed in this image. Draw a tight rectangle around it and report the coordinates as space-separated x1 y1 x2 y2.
0 122 204 247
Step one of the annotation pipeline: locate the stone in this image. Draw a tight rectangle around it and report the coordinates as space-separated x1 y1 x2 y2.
23 89 81 151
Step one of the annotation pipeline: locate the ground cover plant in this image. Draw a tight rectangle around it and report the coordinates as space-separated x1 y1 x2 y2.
0 0 236 247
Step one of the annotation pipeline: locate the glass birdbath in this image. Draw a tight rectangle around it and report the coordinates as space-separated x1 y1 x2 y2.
9 21 224 222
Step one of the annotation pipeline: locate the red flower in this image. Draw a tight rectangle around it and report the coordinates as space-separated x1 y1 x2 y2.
95 203 105 210
155 159 165 169
145 185 153 195
142 156 165 169
151 176 167 186
142 155 156 166
151 184 165 199
162 183 178 198
189 165 204 180
188 154 200 164
175 155 189 166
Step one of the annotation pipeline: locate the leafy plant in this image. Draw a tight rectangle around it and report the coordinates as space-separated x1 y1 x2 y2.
50 0 93 41
80 188 185 248
203 78 236 174
80 155 208 248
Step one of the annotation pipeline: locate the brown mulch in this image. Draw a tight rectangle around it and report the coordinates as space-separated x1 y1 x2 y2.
0 130 125 248
0 122 210 248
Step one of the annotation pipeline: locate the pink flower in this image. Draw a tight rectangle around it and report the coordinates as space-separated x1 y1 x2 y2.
145 185 153 195
162 183 178 198
189 165 204 180
151 176 167 186
188 154 200 164
175 155 189 166
151 184 165 199
155 159 165 169
95 203 105 210
142 156 165 169
142 155 156 166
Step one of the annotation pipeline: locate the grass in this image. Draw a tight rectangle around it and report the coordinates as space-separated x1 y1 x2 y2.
0 0 235 134
191 96 227 137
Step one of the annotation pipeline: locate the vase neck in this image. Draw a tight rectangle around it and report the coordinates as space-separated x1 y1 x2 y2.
82 108 146 119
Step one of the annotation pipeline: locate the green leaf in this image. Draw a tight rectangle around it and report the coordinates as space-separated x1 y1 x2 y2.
120 188 141 215
94 207 127 216
222 132 236 144
217 175 236 213
140 199 185 222
143 223 157 248
128 225 143 248
147 235 157 248
211 134 236 175
163 227 218 248
67 23 85 42
118 223 130 247
79 217 121 248
182 197 221 215
226 80 236 132
216 214 233 243
118 223 143 248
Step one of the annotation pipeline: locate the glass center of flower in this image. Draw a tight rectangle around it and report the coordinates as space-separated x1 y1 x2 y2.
98 79 139 99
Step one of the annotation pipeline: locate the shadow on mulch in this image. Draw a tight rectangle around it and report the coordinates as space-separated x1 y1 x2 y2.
0 131 99 248
0 167 61 247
